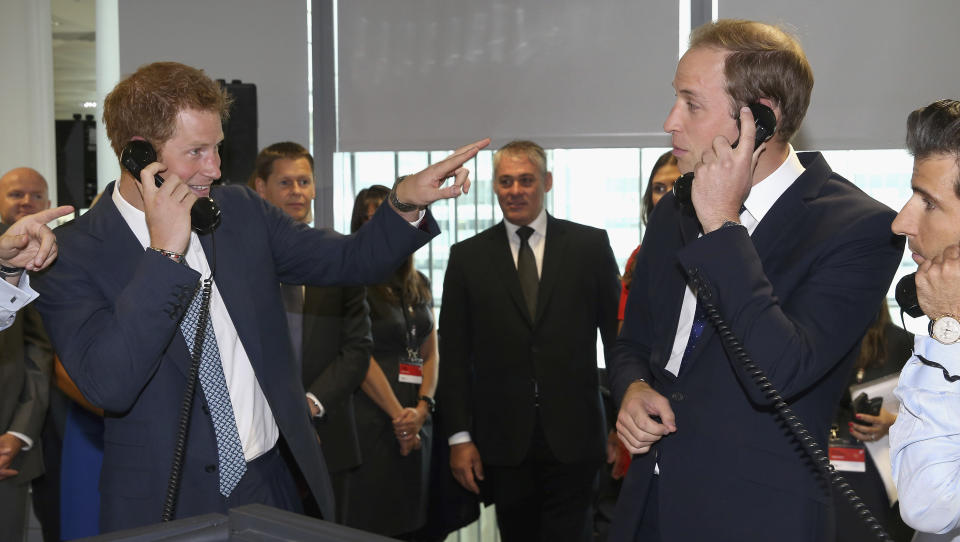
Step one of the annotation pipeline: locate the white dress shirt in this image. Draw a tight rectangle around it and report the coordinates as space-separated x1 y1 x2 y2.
448 208 548 446
112 187 277 461
664 146 805 376
890 335 960 540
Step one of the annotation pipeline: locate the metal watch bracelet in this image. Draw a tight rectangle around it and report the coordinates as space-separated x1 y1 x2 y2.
390 175 423 212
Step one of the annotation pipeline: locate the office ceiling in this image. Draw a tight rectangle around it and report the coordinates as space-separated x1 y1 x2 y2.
52 0 96 120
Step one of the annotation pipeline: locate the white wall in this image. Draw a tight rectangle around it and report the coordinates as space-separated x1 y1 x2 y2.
116 0 311 154
0 0 57 203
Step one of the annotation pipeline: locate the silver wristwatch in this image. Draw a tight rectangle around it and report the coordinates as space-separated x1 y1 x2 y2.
390 175 423 212
0 263 24 279
929 314 960 345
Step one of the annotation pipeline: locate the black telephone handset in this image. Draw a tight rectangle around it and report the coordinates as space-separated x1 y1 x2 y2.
120 140 222 235
895 273 924 318
673 102 778 209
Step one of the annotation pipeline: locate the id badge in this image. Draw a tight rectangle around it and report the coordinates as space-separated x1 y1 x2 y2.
398 350 423 384
828 438 866 472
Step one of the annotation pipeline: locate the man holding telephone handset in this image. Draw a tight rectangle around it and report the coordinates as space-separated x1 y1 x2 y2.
32 61 488 533
607 19 904 541
889 99 960 541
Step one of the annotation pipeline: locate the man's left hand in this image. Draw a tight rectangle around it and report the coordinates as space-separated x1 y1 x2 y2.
0 433 24 481
392 138 491 219
916 243 960 319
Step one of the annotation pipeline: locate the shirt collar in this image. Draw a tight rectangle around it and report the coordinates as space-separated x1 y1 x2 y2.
743 144 805 224
111 181 151 250
503 207 548 241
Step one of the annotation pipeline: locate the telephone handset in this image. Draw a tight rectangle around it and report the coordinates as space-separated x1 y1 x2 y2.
673 102 778 209
895 273 923 318
120 140 222 235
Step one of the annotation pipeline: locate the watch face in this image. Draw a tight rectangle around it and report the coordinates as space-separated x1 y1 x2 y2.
932 316 960 344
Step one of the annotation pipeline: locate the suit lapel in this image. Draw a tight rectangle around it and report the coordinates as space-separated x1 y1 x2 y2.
89 183 196 378
488 223 534 326
750 153 827 260
534 215 566 325
196 207 266 377
679 153 827 375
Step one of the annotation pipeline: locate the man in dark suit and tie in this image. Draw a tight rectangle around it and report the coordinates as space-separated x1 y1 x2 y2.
33 61 487 533
608 20 904 541
250 141 372 520
438 140 621 541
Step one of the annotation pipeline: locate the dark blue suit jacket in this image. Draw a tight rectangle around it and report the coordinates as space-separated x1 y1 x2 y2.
33 182 437 533
608 153 904 542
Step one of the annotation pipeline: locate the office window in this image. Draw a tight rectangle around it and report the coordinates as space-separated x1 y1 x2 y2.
334 147 917 352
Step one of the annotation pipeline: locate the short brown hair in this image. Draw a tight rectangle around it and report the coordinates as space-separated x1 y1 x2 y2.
103 62 232 159
247 141 314 189
689 19 813 142
493 140 548 178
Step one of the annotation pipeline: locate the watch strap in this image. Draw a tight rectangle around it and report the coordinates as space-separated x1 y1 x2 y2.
0 263 24 278
390 175 423 212
418 395 436 413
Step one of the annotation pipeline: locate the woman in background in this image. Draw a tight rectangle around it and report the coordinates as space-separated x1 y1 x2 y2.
617 150 680 329
341 185 438 540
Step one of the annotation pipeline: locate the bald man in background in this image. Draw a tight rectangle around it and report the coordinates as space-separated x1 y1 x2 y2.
0 168 51 226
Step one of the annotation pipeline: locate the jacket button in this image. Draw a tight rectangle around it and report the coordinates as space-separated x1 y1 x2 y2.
205 464 217 473
670 392 685 402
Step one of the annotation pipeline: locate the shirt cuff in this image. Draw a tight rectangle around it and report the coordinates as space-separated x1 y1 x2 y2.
408 209 426 227
6 431 33 451
0 275 37 331
306 392 325 419
448 431 472 446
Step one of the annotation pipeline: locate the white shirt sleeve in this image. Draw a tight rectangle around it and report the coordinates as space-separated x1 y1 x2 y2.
0 273 37 331
890 341 960 537
448 431 472 446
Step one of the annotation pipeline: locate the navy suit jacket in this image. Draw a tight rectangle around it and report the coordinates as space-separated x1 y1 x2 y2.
608 153 904 541
33 182 437 533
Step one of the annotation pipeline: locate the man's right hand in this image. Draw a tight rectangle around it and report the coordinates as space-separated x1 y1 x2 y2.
916 243 960 319
0 206 74 272
616 380 677 454
137 162 196 255
450 441 484 494
0 433 24 481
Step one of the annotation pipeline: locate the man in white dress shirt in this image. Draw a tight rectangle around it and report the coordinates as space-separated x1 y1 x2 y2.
890 99 960 541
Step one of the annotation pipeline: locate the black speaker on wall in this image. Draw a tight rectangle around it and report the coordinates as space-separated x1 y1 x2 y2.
55 114 98 209
217 79 258 185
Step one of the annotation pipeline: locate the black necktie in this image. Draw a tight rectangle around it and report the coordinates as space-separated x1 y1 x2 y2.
516 226 539 319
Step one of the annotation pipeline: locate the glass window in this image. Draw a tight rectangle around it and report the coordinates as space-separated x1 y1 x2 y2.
335 147 918 354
